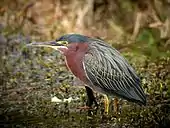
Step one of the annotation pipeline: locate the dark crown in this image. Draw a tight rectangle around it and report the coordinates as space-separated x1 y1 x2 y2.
56 34 90 43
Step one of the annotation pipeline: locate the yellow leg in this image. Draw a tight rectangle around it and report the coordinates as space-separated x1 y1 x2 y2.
104 95 109 114
113 98 118 114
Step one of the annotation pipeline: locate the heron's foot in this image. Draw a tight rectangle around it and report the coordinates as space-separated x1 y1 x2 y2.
113 98 119 114
77 106 92 110
86 99 98 109
104 95 109 115
103 96 120 115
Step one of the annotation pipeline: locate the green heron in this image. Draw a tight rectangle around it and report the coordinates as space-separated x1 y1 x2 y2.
28 34 146 113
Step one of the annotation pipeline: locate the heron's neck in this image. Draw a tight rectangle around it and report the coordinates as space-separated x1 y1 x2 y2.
64 43 88 83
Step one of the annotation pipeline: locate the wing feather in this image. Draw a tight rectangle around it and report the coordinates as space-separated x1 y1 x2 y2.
83 40 146 105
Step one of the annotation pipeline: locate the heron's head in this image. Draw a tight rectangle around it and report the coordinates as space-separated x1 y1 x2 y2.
28 34 90 54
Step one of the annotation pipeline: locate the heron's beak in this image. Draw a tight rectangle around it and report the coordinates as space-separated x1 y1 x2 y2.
27 41 67 50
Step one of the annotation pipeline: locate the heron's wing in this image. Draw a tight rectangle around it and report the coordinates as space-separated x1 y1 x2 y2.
83 41 146 105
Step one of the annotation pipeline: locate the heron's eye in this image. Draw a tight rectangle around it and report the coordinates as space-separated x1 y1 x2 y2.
61 41 68 46
55 41 68 46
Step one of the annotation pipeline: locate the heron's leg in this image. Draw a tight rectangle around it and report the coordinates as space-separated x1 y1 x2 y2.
104 95 109 114
113 97 118 114
85 86 98 108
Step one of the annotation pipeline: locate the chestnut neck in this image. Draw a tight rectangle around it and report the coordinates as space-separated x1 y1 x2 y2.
64 43 89 83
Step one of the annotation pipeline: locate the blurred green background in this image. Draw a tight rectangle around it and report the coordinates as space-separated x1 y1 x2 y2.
0 0 170 128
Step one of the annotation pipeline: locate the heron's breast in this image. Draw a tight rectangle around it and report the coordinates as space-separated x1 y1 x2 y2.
65 54 87 82
64 43 89 83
